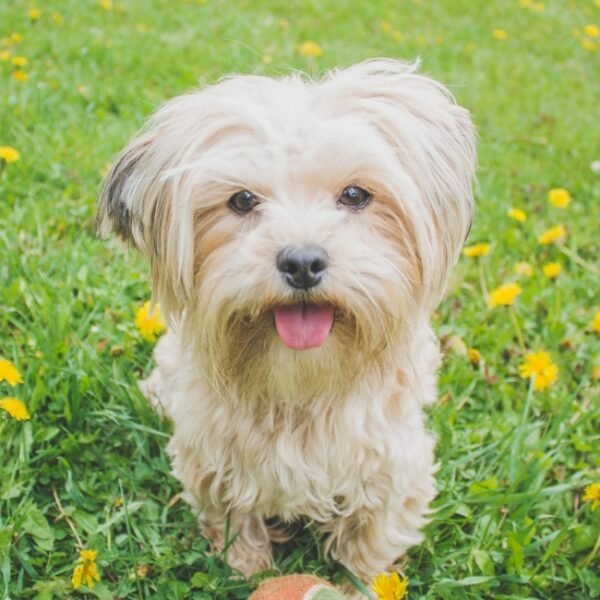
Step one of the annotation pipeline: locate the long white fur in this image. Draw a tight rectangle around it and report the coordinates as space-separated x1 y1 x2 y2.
98 59 476 588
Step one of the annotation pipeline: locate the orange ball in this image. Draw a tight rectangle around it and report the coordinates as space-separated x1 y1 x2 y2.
249 574 346 600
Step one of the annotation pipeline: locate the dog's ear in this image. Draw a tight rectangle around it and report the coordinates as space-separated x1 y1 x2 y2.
326 59 477 306
96 106 194 316
96 134 155 249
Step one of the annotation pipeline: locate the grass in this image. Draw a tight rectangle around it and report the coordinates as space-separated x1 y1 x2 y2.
1 0 599 598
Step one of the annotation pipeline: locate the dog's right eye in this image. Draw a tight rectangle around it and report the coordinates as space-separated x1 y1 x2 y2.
228 190 259 214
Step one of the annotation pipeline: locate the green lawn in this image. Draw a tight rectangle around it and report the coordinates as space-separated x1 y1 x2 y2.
1 0 599 598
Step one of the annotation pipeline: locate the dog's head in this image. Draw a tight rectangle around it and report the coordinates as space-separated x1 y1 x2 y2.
97 59 476 403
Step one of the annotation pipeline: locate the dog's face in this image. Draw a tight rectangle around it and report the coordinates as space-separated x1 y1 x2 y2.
97 60 476 404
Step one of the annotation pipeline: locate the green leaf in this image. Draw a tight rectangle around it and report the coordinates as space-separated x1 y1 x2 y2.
191 572 216 589
22 505 55 552
473 549 495 576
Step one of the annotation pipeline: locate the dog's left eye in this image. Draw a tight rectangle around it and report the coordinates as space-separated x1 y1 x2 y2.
228 190 259 214
338 186 372 209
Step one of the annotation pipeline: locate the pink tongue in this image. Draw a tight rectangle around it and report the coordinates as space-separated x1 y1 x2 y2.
274 304 334 350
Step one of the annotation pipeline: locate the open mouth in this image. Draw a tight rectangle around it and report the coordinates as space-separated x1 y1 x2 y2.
274 302 334 350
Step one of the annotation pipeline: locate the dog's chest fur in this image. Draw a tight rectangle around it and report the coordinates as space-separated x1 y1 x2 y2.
147 326 438 523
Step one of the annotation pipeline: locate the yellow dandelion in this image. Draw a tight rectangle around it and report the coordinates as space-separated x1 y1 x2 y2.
135 301 166 342
519 0 532 6
137 563 150 578
99 0 113 10
261 54 272 64
467 348 482 365
0 358 23 386
0 397 31 421
0 50 11 61
592 311 600 333
583 483 600 510
52 12 63 25
10 70 28 82
380 20 393 33
580 38 597 51
72 549 100 590
488 282 522 308
11 33 24 44
372 572 409 600
508 208 527 222
463 243 491 258
519 351 559 391
548 188 571 208
493 29 508 40
592 365 600 381
583 24 600 37
11 56 27 67
538 224 566 245
0 146 20 163
297 41 323 57
28 8 42 21
514 262 533 277
542 262 562 279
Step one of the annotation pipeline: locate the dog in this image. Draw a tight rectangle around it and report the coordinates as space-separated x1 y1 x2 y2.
97 59 476 589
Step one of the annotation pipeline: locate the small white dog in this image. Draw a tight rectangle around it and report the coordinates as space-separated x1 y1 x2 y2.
97 59 476 587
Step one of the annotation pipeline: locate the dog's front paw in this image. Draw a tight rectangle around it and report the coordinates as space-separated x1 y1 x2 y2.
200 514 273 577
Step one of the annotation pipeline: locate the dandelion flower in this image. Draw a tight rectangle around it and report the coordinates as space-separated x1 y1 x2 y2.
583 24 600 37
11 33 24 44
519 351 558 391
542 262 562 279
488 282 522 307
538 224 566 245
592 365 600 381
372 572 408 600
72 549 100 590
10 70 28 82
297 41 323 57
492 29 508 40
463 243 490 258
592 311 600 333
137 563 150 578
135 301 166 342
583 483 600 510
508 208 527 222
380 20 393 33
0 397 31 421
468 348 482 365
0 146 20 163
514 262 533 277
28 8 42 21
0 50 11 61
0 358 23 386
99 0 113 10
548 188 571 208
11 56 27 67
580 38 597 51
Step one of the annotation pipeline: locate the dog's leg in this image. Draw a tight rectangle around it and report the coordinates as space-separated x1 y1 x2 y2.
322 480 435 584
199 513 273 577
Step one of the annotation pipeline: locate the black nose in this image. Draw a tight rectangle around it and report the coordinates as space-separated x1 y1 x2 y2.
276 245 328 290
